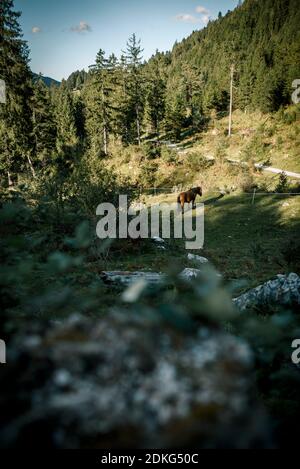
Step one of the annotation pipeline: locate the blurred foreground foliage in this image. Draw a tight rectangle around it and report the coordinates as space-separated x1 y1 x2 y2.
0 159 136 327
0 173 300 447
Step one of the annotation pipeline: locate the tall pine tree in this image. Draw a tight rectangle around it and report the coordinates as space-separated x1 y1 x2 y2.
0 0 33 184
86 49 117 156
123 34 144 145
31 78 56 168
52 81 78 168
144 56 166 136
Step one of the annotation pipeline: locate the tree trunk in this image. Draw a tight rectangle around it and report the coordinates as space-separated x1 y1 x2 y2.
101 82 108 155
27 154 36 178
228 64 234 137
7 171 13 188
103 125 108 156
136 105 141 146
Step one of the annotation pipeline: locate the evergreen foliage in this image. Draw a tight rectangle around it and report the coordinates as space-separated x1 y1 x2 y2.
164 0 300 114
31 79 56 167
0 0 33 182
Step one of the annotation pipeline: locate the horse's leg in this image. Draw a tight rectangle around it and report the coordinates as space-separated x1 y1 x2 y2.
181 201 185 215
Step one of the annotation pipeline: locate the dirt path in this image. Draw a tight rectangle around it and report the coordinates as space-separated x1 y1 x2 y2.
254 164 300 179
162 141 300 180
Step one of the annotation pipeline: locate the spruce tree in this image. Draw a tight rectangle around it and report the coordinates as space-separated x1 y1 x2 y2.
144 57 166 136
31 78 56 168
85 49 117 156
180 63 203 128
123 34 144 145
0 0 33 183
52 81 78 169
114 54 131 143
164 90 185 141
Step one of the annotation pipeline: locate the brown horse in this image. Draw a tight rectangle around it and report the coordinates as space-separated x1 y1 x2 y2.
177 186 203 213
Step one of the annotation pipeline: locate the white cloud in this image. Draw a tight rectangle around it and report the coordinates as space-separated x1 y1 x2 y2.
70 21 92 33
195 6 209 15
175 6 211 26
32 26 42 34
175 14 200 23
201 14 210 25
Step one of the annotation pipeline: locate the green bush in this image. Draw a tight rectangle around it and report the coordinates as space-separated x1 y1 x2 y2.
276 106 300 125
276 135 283 146
141 142 161 160
161 146 178 164
241 135 270 163
275 172 289 193
139 161 158 188
239 171 255 193
185 151 214 171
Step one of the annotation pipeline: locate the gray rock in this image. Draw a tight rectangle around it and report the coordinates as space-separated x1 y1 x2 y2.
179 268 202 280
233 273 300 312
187 253 209 264
101 269 221 287
101 271 164 286
0 314 269 448
152 236 165 244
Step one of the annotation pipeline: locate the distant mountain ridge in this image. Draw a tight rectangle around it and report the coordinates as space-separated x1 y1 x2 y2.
32 73 60 87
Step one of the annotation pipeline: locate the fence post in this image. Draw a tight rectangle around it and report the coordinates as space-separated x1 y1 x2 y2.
0 339 6 364
251 188 257 205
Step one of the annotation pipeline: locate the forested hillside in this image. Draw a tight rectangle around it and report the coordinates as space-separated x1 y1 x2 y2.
1 0 300 182
164 0 300 115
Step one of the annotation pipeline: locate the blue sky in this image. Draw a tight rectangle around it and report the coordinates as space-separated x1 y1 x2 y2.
15 0 239 81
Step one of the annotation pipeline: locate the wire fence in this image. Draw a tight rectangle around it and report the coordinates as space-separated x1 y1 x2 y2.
136 186 300 205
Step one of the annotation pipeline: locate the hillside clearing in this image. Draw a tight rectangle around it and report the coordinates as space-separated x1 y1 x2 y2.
97 190 300 296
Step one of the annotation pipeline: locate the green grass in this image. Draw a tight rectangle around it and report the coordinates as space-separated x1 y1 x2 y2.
92 190 300 296
202 191 300 288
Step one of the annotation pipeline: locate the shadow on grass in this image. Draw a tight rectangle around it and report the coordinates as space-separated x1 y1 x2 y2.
203 194 225 206
200 192 300 285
